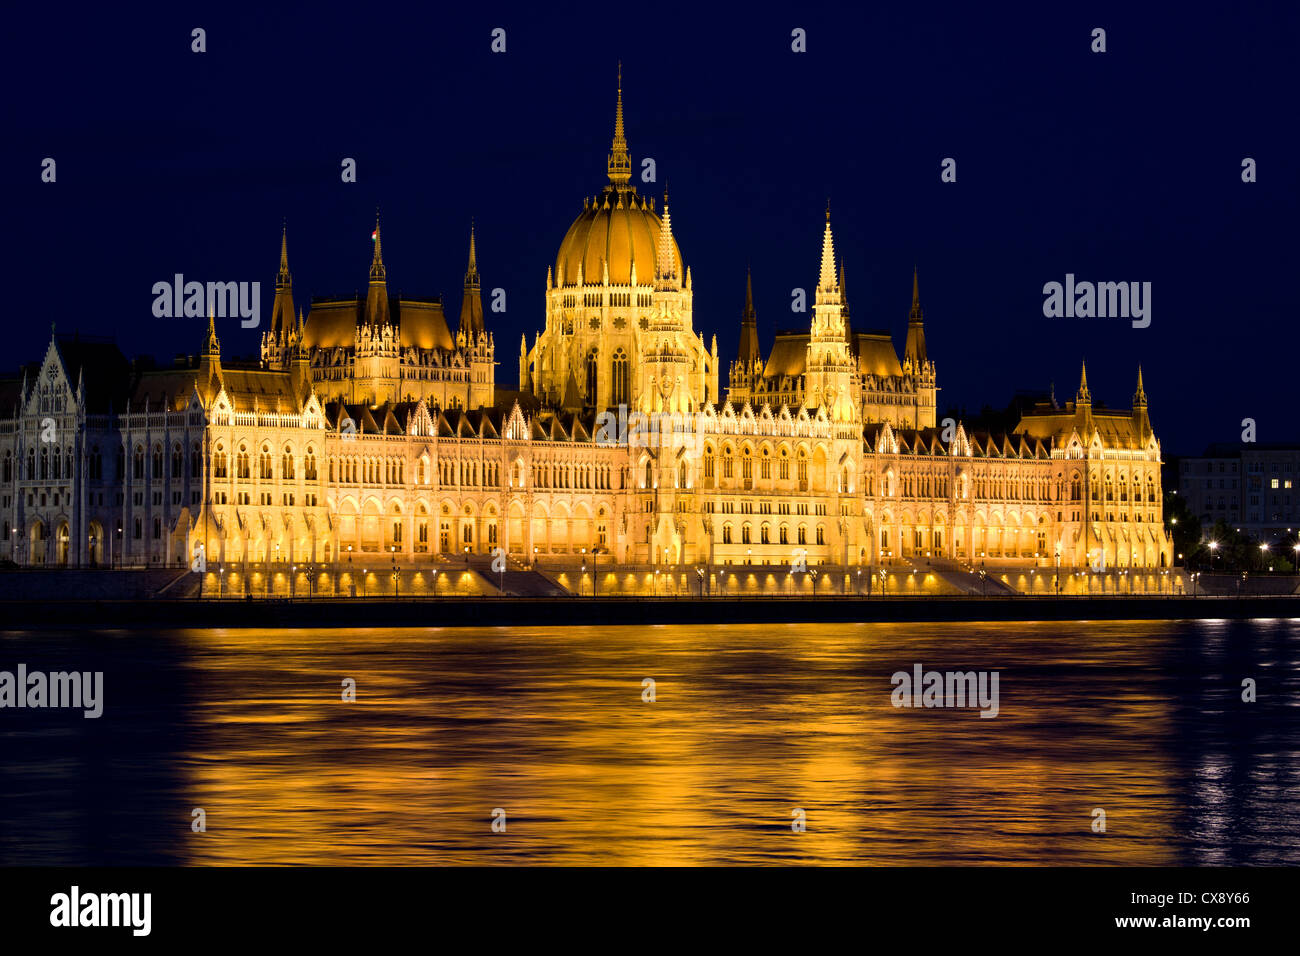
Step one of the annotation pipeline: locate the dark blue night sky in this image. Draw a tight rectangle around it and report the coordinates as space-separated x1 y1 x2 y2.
5 2 1296 453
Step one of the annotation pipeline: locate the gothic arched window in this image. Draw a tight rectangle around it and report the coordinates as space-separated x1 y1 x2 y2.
612 348 629 406
585 348 599 404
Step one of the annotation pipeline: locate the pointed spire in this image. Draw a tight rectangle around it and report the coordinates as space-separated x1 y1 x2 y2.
738 267 760 364
370 212 385 281
270 225 296 344
1134 365 1147 405
818 214 837 292
655 195 678 286
459 222 485 339
365 212 390 327
277 225 291 289
606 63 632 187
204 309 220 355
904 267 928 369
1077 360 1092 404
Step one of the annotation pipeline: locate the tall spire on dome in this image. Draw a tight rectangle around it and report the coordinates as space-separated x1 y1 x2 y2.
1077 360 1091 404
606 62 632 187
1133 365 1147 406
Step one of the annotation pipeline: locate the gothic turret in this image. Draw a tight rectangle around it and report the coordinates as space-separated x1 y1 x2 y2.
365 215 390 327
271 226 294 342
738 268 759 365
1074 360 1094 435
903 268 928 370
804 208 857 422
458 223 485 340
260 226 297 369
1132 365 1150 442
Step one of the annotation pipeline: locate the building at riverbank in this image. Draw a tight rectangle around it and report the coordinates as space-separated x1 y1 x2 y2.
0 76 1173 579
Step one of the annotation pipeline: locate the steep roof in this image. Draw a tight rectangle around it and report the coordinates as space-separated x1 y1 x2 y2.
760 330 904 380
303 296 455 351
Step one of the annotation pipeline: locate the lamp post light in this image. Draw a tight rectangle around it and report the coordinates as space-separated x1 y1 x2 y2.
1208 540 1218 571
878 568 887 597
856 567 862 596
219 566 225 599
810 567 819 597
696 565 705 598
361 570 367 598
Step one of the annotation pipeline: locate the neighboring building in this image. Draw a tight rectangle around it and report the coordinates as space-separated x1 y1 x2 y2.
0 75 1174 575
1176 443 1300 541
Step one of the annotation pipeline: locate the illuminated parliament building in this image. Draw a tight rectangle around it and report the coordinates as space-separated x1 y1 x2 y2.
0 77 1174 592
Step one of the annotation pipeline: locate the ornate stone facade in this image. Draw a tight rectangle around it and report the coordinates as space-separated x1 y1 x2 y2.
0 76 1173 582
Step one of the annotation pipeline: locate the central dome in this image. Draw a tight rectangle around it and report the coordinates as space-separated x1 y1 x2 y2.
554 74 683 289
555 188 681 288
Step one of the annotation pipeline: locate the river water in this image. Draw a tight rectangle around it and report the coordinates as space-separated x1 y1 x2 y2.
1 619 1296 865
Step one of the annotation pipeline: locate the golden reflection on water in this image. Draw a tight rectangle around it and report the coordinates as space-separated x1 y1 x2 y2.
163 620 1232 865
